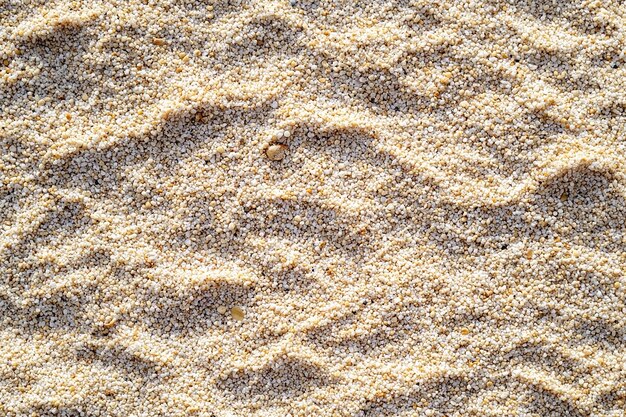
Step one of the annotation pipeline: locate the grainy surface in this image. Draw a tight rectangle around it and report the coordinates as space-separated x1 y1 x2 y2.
1 0 626 416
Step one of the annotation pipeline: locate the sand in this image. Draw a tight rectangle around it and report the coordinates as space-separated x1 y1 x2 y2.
1 0 626 416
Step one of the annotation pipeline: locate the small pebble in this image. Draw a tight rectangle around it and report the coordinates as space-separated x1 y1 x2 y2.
231 306 245 321
266 144 288 161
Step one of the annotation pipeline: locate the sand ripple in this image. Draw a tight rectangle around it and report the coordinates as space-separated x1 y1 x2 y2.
1 0 626 416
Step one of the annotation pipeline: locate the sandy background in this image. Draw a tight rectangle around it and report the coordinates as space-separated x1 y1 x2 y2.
1 0 626 416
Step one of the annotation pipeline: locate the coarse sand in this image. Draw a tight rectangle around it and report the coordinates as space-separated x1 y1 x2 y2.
1 0 626 416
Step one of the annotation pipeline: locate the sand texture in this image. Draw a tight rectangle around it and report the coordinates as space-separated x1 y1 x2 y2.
1 0 626 416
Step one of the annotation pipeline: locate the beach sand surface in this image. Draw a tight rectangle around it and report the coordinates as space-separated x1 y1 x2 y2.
1 0 626 416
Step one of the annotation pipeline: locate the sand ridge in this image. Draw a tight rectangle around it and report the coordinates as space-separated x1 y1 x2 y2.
1 0 626 416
